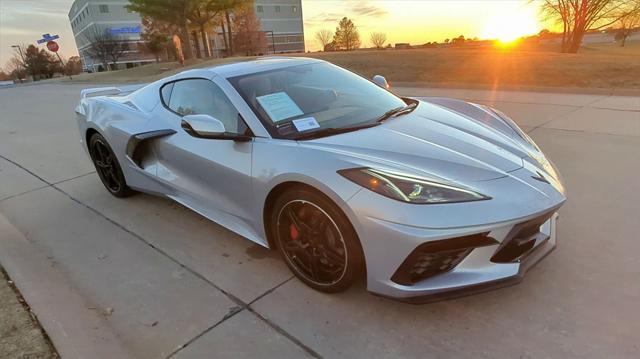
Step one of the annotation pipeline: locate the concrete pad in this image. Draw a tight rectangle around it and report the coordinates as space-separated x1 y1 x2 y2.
588 95 640 111
0 214 132 359
0 187 238 358
543 107 640 137
395 87 606 107
174 310 312 359
251 127 640 359
0 84 95 183
56 173 292 303
0 157 46 201
478 101 578 128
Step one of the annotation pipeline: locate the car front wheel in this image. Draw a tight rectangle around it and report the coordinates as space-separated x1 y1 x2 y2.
271 187 364 293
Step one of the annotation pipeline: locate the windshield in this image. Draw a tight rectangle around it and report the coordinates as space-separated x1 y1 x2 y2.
228 62 408 139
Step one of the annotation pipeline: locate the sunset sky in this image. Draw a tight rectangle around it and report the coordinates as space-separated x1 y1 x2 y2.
0 0 551 67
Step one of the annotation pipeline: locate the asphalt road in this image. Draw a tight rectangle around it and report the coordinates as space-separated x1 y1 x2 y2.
0 83 639 359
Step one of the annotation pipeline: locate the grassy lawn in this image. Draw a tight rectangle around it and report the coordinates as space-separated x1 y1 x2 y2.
0 267 57 358
64 42 640 90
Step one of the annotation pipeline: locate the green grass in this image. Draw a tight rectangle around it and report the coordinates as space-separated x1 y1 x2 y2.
66 42 640 90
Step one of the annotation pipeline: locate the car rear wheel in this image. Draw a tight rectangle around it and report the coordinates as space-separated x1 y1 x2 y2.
88 133 134 198
271 187 364 293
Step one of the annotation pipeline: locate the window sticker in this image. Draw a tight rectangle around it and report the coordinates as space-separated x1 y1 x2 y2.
256 92 304 122
292 117 320 132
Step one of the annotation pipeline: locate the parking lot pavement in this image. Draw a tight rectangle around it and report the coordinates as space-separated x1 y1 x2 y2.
0 83 639 358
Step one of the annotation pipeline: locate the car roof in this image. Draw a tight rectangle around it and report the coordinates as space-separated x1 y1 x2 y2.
206 57 323 78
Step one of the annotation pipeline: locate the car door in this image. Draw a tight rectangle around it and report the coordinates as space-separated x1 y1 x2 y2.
153 77 256 238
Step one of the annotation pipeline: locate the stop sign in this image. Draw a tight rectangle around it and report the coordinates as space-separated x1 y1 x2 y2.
46 41 59 52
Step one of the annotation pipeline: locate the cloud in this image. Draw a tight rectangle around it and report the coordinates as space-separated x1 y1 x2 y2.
304 12 344 26
349 1 389 18
303 1 388 28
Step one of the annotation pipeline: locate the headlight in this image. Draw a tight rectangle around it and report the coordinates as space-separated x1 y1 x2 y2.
338 168 490 204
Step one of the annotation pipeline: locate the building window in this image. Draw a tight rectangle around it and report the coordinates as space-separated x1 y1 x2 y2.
99 5 109 13
292 6 297 13
257 5 263 13
275 5 280 13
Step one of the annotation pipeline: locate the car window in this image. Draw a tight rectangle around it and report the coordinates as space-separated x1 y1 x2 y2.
160 82 173 105
166 79 244 134
228 62 406 139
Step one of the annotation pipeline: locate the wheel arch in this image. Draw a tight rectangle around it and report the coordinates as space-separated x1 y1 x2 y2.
262 179 368 280
85 127 101 149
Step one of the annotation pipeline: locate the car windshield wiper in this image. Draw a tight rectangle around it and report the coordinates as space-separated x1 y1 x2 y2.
375 102 418 123
294 122 380 140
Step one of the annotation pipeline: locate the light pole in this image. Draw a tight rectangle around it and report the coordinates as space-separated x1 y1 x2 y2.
11 45 27 82
11 45 26 62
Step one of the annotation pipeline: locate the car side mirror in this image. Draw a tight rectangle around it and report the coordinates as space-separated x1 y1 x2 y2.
181 114 226 137
372 75 390 90
181 114 252 142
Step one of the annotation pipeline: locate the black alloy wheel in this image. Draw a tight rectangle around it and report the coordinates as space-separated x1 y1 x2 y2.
272 188 364 292
89 133 134 198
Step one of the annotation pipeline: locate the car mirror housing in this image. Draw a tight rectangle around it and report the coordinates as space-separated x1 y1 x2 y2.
372 75 390 90
181 114 252 142
181 114 226 137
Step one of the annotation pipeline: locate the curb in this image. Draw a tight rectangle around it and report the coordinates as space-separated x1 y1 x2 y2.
0 214 135 359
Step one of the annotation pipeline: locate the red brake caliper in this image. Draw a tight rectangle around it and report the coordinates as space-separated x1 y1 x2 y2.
290 224 299 240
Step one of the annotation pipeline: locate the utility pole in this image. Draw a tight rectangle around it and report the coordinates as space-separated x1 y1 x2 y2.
11 45 28 82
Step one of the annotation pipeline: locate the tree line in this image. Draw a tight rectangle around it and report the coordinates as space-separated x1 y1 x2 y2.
1 45 82 82
315 17 382 51
316 1 639 54
76 0 266 72
532 0 639 53
127 0 265 63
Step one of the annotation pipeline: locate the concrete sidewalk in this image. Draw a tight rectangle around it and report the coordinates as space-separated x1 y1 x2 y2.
0 83 638 358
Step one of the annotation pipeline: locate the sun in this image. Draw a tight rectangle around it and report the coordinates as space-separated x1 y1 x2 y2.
481 5 541 44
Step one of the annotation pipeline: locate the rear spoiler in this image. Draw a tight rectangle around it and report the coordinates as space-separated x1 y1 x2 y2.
80 84 147 99
80 87 123 99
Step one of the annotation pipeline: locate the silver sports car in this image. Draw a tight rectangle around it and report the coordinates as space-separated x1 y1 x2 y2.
75 57 566 302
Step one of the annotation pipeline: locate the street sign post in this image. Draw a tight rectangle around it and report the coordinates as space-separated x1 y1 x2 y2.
46 41 59 53
37 34 71 79
36 34 60 44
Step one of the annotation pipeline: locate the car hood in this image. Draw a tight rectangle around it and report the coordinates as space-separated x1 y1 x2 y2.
301 99 545 182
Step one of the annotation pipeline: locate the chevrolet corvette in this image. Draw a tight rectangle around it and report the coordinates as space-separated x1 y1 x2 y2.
75 57 566 302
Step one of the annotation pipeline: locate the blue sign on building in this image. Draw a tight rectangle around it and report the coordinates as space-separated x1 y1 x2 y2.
107 26 141 35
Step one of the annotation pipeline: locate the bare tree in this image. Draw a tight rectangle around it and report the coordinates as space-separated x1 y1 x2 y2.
315 29 333 51
370 32 387 49
84 29 129 70
615 4 640 46
540 0 640 53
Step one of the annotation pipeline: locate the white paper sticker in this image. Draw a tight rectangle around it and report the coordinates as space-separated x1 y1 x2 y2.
292 117 320 132
256 92 304 122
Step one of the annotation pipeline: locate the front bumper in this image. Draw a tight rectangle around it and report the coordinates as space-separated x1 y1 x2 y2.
354 208 560 303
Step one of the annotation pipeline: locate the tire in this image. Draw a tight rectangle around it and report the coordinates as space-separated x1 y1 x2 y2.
271 186 364 293
88 133 135 198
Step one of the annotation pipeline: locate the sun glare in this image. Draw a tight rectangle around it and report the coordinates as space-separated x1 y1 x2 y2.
481 6 541 44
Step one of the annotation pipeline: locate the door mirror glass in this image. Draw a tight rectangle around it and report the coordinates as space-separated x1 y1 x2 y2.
372 75 390 89
181 114 226 138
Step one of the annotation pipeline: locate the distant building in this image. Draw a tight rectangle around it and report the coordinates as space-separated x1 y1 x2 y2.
255 0 305 53
394 43 411 49
68 0 154 72
68 0 305 72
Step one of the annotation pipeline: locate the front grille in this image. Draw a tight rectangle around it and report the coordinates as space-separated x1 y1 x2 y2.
391 233 498 286
490 212 553 263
